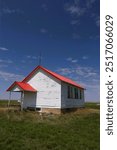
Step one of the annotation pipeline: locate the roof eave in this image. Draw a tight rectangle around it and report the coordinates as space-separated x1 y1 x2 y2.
7 81 37 92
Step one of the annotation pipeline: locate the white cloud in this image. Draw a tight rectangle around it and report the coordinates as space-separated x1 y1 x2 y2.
2 8 16 14
32 56 37 59
56 63 99 101
0 71 24 81
26 55 31 58
90 13 100 27
67 57 72 61
64 0 97 17
82 56 88 60
2 8 24 15
41 4 48 11
86 0 96 9
95 16 100 27
64 0 99 36
67 57 78 63
75 66 98 78
0 59 13 64
56 65 98 79
71 59 78 63
21 60 26 63
0 47 8 51
0 64 8 68
56 68 74 76
26 55 37 59
70 20 79 25
89 35 99 39
64 3 86 17
40 28 48 34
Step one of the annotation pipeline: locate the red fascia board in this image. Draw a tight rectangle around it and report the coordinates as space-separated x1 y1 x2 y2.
6 81 18 91
22 66 84 89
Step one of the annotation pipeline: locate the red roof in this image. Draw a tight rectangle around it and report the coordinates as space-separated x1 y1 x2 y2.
7 81 37 92
22 66 84 89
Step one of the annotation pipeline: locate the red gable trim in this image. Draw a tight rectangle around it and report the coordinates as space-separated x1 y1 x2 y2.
7 81 37 92
22 66 84 89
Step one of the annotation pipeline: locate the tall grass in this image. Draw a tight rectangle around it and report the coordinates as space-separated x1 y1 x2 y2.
0 102 100 150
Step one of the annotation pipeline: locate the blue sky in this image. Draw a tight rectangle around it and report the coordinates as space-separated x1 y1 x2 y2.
0 0 100 101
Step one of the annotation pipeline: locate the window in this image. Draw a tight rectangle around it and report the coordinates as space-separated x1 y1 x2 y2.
79 90 82 99
68 86 73 98
68 86 80 99
68 86 70 98
74 88 78 99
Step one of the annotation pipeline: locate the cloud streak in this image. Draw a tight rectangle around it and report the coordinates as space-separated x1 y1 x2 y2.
41 4 48 11
0 64 8 68
1 8 24 15
40 28 48 34
0 47 8 51
67 57 78 63
0 71 24 81
56 59 99 101
82 56 89 60
0 59 13 64
64 3 86 17
26 55 38 59
86 0 96 9
64 0 99 38
64 0 97 17
57 65 98 79
70 20 79 25
95 16 100 27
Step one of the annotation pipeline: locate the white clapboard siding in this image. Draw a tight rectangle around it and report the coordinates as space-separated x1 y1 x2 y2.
23 69 61 108
12 86 21 92
23 92 37 108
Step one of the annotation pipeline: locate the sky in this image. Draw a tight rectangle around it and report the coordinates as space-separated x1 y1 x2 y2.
0 0 100 101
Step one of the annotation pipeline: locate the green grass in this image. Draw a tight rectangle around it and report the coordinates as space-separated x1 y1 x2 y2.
0 100 19 107
0 102 100 150
85 102 100 109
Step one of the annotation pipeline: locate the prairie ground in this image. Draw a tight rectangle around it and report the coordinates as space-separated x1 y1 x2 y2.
0 101 100 150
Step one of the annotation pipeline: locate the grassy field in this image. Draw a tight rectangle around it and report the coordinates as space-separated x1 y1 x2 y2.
0 101 100 150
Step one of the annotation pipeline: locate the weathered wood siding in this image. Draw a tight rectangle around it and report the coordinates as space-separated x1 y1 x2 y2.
12 86 21 92
27 69 61 108
23 92 37 108
61 82 84 108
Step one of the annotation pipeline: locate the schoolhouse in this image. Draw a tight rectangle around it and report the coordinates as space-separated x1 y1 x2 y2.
7 66 85 114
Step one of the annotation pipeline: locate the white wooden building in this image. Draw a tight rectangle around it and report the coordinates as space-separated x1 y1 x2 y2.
7 66 85 114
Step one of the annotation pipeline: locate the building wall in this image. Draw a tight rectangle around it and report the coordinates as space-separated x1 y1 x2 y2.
12 86 21 92
27 69 61 108
61 82 85 108
23 92 37 108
